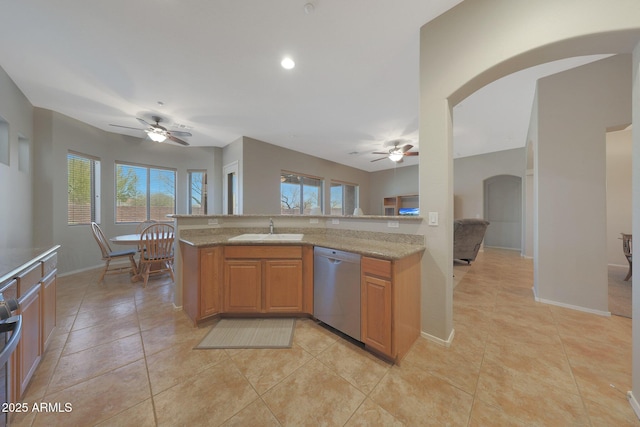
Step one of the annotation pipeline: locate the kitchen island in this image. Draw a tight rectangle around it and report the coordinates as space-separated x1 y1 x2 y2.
175 215 424 362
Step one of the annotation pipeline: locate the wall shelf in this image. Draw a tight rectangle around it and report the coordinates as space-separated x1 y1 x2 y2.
383 194 418 216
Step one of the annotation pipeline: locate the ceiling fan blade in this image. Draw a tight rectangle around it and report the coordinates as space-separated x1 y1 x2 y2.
168 130 192 137
396 158 404 163
372 151 390 155
109 124 145 131
136 117 151 127
370 157 388 162
167 135 190 146
404 151 419 156
401 144 413 153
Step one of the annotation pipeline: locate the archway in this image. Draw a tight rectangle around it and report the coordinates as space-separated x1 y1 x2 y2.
483 175 522 250
417 0 640 410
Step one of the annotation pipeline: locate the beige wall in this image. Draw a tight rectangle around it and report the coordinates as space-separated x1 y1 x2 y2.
453 148 525 222
32 109 221 274
534 54 631 313
0 65 34 250
606 128 632 266
368 165 419 215
238 136 371 215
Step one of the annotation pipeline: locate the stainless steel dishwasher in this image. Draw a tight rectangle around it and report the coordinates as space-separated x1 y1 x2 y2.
313 247 361 340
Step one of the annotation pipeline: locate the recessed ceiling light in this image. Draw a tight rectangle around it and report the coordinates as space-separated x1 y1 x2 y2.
281 57 295 70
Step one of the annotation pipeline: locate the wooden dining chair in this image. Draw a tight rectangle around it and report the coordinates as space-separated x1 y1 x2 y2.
138 223 175 287
135 219 157 234
622 233 633 281
90 222 138 282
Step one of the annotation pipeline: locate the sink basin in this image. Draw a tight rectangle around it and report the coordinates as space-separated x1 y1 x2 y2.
228 233 304 242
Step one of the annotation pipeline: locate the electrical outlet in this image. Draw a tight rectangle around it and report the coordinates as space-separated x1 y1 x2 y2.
387 220 399 228
310 218 319 224
332 219 340 225
208 219 218 225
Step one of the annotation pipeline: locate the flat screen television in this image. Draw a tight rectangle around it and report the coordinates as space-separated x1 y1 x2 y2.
398 207 419 216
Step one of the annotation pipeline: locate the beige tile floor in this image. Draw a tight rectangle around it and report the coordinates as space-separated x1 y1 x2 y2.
11 248 639 426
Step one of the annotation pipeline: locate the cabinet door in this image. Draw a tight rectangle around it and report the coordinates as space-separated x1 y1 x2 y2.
224 260 262 312
264 260 303 312
200 247 222 318
18 285 41 398
361 274 392 357
41 271 57 351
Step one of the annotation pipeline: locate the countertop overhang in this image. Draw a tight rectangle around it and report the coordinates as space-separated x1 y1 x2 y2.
179 232 424 260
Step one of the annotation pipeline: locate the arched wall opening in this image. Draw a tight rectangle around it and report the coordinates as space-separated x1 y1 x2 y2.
417 0 640 410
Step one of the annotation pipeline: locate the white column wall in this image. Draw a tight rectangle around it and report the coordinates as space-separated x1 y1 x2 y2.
535 55 631 313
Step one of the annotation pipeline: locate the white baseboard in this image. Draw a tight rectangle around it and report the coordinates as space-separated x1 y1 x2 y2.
608 263 630 269
420 328 455 348
532 287 611 317
58 263 103 277
627 391 640 421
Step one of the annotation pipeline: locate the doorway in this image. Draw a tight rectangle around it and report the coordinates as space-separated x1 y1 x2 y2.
483 174 522 250
223 161 239 215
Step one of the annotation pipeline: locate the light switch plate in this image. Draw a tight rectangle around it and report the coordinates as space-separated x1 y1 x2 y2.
387 220 399 228
332 219 340 225
428 212 438 226
208 219 218 225
310 218 319 224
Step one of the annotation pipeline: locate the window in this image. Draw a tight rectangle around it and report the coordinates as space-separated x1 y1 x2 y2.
280 171 323 215
188 170 206 214
67 151 101 225
115 162 176 223
330 181 359 215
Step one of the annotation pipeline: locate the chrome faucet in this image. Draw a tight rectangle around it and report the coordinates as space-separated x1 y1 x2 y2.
269 218 274 234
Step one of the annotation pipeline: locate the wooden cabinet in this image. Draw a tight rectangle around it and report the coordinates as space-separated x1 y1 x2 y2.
41 252 57 351
0 247 58 402
264 260 303 312
224 260 262 312
383 194 418 216
223 246 306 314
41 271 56 350
16 284 41 398
361 272 392 355
361 252 421 362
181 243 222 324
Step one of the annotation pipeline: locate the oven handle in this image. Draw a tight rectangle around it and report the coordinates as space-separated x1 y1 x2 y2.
0 315 22 367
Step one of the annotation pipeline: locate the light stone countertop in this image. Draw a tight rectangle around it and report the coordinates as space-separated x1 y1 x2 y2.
179 228 424 260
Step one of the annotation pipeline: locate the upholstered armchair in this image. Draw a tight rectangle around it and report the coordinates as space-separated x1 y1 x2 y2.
454 219 490 264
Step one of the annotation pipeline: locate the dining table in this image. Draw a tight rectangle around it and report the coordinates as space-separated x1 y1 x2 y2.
110 234 144 246
110 233 175 283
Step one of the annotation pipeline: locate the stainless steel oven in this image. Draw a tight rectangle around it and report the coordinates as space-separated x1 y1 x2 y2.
0 295 21 427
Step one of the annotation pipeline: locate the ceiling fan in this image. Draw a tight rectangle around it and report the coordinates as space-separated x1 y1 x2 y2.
109 116 191 146
371 140 419 163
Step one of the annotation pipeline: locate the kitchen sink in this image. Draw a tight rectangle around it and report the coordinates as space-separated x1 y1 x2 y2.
228 233 304 242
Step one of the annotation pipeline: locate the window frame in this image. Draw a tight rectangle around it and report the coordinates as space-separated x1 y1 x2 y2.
67 150 101 226
280 170 324 215
330 180 359 216
115 161 176 224
188 169 207 215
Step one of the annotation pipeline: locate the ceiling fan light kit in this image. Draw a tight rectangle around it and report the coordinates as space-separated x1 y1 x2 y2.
109 115 191 146
147 129 167 143
388 152 404 162
371 141 419 163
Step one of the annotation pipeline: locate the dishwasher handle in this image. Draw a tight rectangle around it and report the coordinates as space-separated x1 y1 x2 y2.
327 258 343 265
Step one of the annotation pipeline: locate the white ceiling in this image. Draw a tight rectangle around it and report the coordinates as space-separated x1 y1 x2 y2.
0 1 613 171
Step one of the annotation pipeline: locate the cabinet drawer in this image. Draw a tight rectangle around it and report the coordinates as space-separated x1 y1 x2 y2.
41 253 58 277
17 263 42 297
224 245 302 259
0 279 17 301
362 256 392 279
